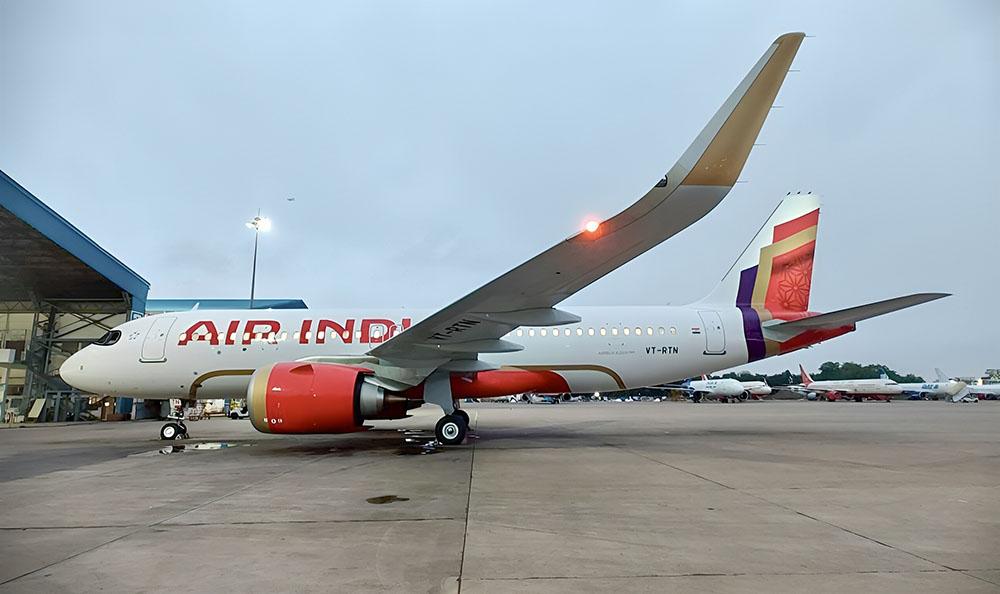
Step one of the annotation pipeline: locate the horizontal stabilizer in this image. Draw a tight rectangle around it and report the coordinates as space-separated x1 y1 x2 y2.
764 293 950 340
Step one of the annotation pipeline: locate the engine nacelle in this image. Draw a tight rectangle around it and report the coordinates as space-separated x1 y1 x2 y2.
247 362 408 434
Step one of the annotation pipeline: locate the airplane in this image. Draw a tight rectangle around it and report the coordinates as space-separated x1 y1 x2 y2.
957 378 1000 401
897 368 966 400
794 364 903 402
672 375 772 402
59 33 950 444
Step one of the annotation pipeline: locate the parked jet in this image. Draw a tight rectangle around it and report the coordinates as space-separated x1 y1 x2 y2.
674 375 772 402
960 382 1000 401
60 33 948 444
898 368 966 400
795 365 903 402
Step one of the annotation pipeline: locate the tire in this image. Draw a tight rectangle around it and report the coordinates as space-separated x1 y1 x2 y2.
160 422 182 440
453 409 470 426
854 395 862 403
435 415 467 446
230 411 240 420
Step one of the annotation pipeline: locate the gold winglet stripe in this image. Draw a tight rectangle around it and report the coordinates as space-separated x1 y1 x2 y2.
683 33 805 187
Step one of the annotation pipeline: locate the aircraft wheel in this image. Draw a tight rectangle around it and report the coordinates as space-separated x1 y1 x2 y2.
854 395 862 403
435 415 467 446
160 422 183 440
452 409 470 426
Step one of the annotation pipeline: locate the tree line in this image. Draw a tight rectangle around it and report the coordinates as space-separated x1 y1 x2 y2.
716 361 924 386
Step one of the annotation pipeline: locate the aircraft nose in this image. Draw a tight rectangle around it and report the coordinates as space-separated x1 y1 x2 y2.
60 351 88 390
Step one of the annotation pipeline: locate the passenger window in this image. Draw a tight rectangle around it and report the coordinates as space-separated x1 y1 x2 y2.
623 327 630 336
343 330 350 340
317 331 325 340
576 328 583 336
600 328 607 336
670 327 677 335
588 328 595 336
612 328 619 336
516 329 523 337
540 329 547 336
658 327 665 335
528 329 535 337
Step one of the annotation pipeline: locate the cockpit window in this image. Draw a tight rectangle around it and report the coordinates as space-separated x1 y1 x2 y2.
93 330 121 346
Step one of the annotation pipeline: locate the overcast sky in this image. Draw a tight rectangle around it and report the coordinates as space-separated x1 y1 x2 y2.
1 1 997 379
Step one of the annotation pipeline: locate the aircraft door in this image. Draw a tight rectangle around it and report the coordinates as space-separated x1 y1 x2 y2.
140 316 177 362
698 311 726 355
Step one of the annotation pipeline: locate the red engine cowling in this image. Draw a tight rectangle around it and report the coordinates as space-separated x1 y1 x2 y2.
247 362 409 434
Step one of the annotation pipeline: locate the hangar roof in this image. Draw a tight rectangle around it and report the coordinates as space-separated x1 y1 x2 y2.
0 169 150 313
146 299 308 314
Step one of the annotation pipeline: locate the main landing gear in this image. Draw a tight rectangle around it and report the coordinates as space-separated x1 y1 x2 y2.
435 414 467 446
424 371 470 446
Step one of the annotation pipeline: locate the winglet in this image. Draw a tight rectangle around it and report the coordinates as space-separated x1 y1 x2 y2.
673 32 805 188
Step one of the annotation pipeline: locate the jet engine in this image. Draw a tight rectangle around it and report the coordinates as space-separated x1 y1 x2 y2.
246 362 413 434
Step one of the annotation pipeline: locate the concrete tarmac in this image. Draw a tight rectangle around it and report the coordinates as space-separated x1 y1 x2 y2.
0 401 997 593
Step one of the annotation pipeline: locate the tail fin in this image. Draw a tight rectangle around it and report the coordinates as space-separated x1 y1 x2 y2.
701 374 708 381
700 193 820 321
935 368 949 382
799 364 814 385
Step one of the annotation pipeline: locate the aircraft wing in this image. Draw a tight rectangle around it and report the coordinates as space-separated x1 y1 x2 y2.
368 33 805 379
763 293 950 341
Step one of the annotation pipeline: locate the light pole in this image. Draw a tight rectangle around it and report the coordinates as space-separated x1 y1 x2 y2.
245 214 272 310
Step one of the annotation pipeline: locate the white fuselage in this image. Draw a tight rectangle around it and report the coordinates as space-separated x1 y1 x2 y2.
62 305 765 400
897 380 966 397
740 380 772 396
686 378 746 397
802 378 902 396
964 384 1000 398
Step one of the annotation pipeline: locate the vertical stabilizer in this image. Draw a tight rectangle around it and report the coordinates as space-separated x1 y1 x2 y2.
700 193 821 319
799 364 814 385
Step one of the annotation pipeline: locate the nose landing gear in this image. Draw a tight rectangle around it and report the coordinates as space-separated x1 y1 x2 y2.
159 419 189 440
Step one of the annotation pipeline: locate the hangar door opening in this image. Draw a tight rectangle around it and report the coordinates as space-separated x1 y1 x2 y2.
140 317 176 362
697 311 726 355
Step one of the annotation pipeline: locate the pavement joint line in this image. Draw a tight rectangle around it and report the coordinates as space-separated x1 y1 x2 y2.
608 444 977 580
467 567 983 581
0 448 363 587
456 410 478 594
0 517 460 530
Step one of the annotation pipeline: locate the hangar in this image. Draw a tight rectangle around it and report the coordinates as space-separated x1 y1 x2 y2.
0 169 149 423
1 169 310 423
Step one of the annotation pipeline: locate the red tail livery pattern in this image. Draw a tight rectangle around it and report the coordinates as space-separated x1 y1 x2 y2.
737 209 834 361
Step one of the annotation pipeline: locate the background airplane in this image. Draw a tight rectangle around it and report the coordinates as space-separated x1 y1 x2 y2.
669 375 772 402
897 368 966 400
794 364 902 402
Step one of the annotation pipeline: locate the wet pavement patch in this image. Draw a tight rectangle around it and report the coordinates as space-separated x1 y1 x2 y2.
366 495 410 505
158 442 238 454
